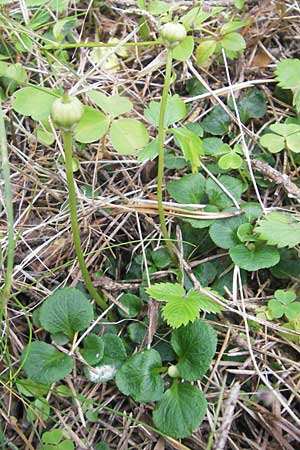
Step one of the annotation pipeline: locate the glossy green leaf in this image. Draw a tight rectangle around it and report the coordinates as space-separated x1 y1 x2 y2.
22 341 73 384
206 175 243 209
171 319 217 380
201 105 231 135
88 91 133 117
39 287 94 340
82 334 104 365
115 349 164 402
153 381 207 438
118 293 142 318
74 106 109 143
229 244 280 271
109 118 149 154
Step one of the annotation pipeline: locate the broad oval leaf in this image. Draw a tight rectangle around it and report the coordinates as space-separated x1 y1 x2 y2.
74 106 109 143
22 341 73 384
171 319 217 381
118 293 142 318
229 244 280 271
39 287 94 340
153 381 207 438
109 118 149 154
196 39 217 65
12 87 56 121
221 32 246 51
259 133 285 153
115 349 164 403
206 175 243 209
209 215 247 249
167 172 206 204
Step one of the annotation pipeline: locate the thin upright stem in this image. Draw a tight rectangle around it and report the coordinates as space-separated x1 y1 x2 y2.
157 48 176 261
0 101 15 319
62 130 107 310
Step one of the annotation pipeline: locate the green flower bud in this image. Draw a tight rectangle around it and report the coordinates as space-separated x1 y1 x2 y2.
51 94 84 130
168 364 180 378
160 22 187 48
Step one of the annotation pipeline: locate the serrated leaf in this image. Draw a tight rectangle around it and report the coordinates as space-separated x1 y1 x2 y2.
171 319 217 381
115 349 164 403
173 36 194 62
187 289 224 314
172 127 203 173
229 244 280 271
255 212 300 248
275 59 300 89
167 172 206 203
12 87 56 121
74 106 109 143
209 215 248 249
82 334 104 365
144 95 186 127
88 91 132 117
153 381 207 439
161 294 202 328
39 287 94 340
109 118 149 154
146 283 186 302
22 341 73 384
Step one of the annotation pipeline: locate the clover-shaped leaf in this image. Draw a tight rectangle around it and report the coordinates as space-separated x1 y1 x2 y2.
171 319 217 381
218 151 243 170
115 349 164 403
267 289 300 320
22 341 73 385
153 381 207 439
74 106 109 143
260 122 300 153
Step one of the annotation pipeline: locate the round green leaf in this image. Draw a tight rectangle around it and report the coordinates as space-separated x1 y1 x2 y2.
229 244 280 271
171 319 217 381
286 132 300 153
12 87 56 121
88 91 133 117
74 106 109 143
82 334 104 365
259 133 285 153
173 36 194 61
22 341 73 384
267 299 284 319
115 349 164 403
167 172 206 204
118 293 142 318
285 302 300 321
42 430 63 445
109 118 149 154
152 247 172 269
39 287 94 340
218 152 243 170
221 32 246 51
153 381 207 438
209 215 247 249
206 175 243 209
237 223 255 242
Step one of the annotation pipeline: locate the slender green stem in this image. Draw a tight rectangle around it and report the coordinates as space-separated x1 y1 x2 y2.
62 130 107 310
44 40 160 51
0 100 15 319
157 48 176 261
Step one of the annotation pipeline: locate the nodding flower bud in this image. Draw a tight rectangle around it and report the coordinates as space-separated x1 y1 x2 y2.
51 93 84 130
168 364 180 378
160 22 187 48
